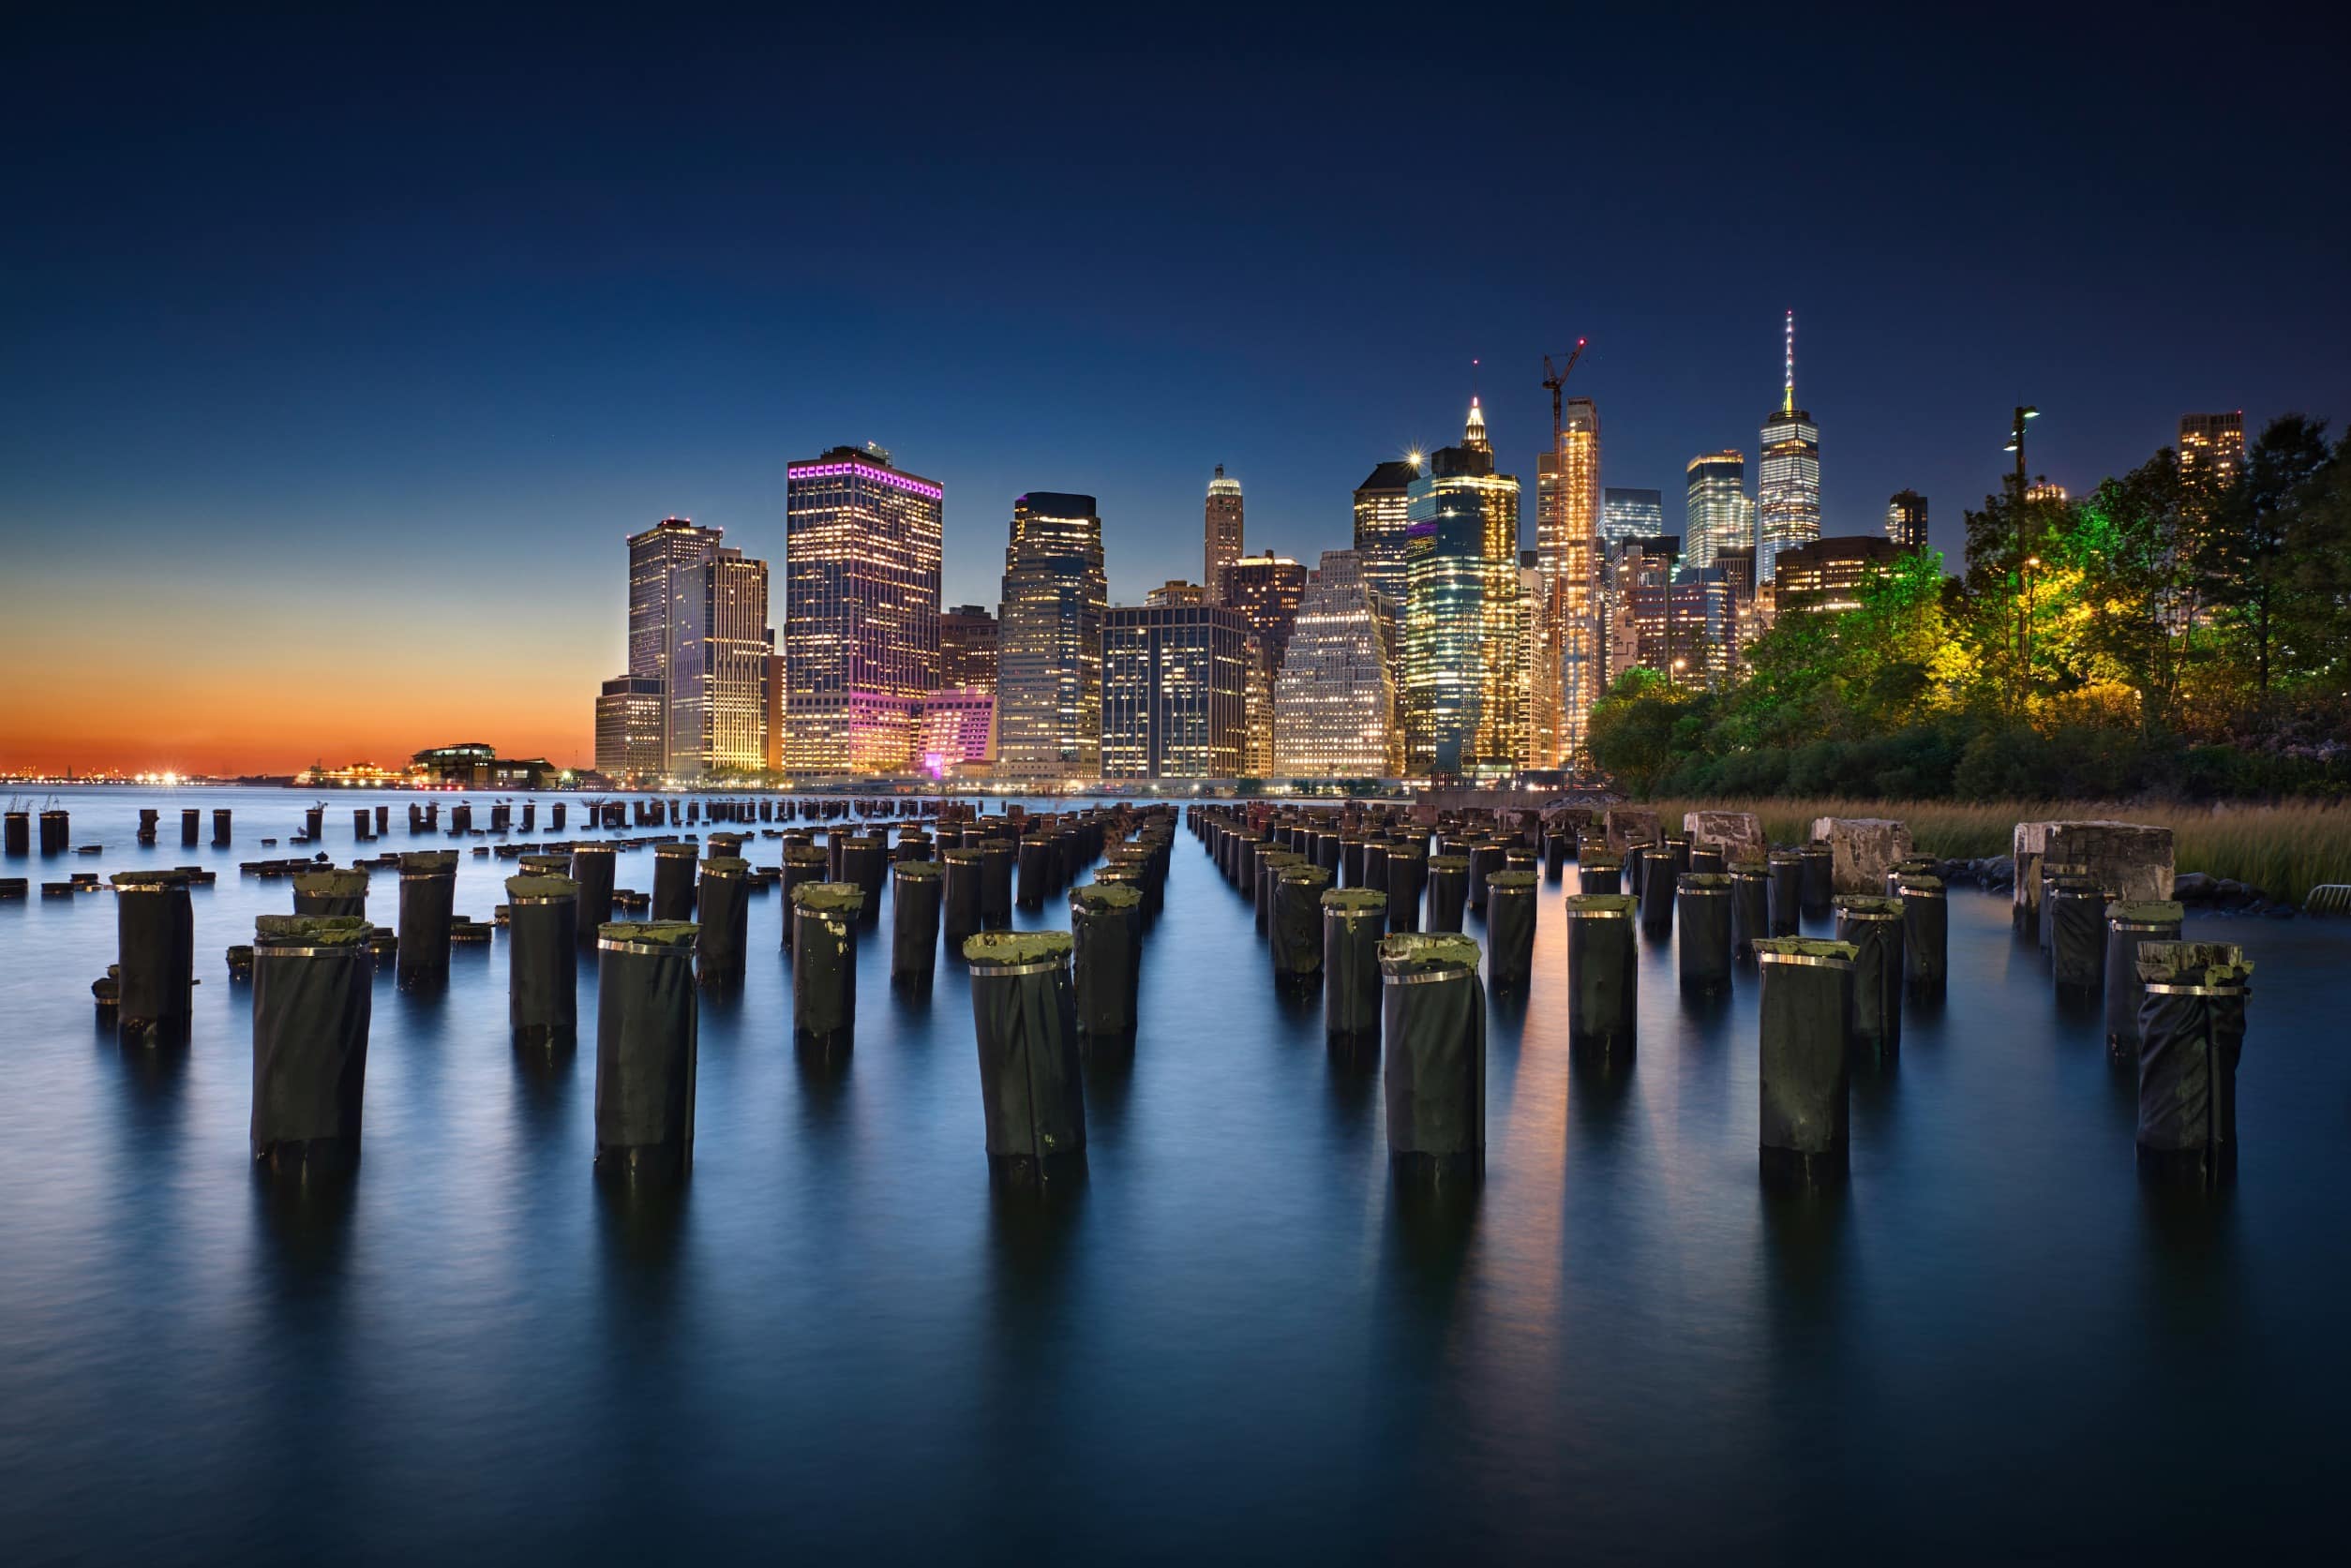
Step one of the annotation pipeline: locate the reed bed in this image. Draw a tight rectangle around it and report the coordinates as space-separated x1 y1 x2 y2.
1647 798 2351 907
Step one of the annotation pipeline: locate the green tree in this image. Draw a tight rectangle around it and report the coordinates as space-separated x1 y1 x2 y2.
2200 413 2333 701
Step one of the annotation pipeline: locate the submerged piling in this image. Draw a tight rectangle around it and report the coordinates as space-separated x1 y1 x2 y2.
965 931 1087 1189
396 850 457 986
1424 855 1468 933
292 868 368 919
505 874 578 1051
978 838 1015 930
651 843 698 923
2049 882 2108 998
2133 942 2251 1187
1272 864 1334 987
1323 889 1387 1043
112 869 194 1046
250 915 375 1178
1384 845 1425 934
569 844 616 936
1730 861 1771 961
891 861 944 987
1638 847 1678 934
1565 893 1638 1067
593 921 699 1182
1833 895 1905 1053
1767 852 1804 935
695 857 752 984
1484 870 1538 990
1895 874 1948 996
1756 937 1855 1188
1677 873 1734 993
1577 854 1622 897
790 883 864 1053
2104 900 2184 1064
941 847 984 949
1380 933 1486 1188
1071 882 1144 1040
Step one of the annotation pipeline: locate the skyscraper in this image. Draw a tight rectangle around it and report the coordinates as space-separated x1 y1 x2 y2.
1520 552 1559 771
1757 311 1821 583
2179 411 2245 487
667 546 771 776
938 605 998 691
1684 453 1752 571
1402 498 1485 778
1353 456 1419 696
593 674 663 784
996 492 1107 780
1274 550 1398 779
1407 401 1521 774
623 515 721 774
1601 487 1666 548
1222 552 1307 777
1204 466 1244 605
1101 604 1249 779
782 445 943 774
1537 396 1600 768
1146 580 1206 607
1885 489 1929 550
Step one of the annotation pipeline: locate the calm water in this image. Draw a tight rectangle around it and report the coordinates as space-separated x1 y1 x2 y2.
2 786 2346 1563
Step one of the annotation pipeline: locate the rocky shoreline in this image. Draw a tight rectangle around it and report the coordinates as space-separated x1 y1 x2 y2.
1924 855 2305 918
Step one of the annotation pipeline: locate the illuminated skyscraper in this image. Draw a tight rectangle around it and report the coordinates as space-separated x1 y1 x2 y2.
996 492 1107 780
1685 452 1752 571
1353 456 1419 695
1146 581 1206 607
594 675 664 784
1274 550 1398 779
1885 489 1929 550
624 515 720 773
1757 311 1821 583
938 604 998 691
2179 411 2245 486
1101 604 1249 780
1537 396 1600 768
1407 400 1522 774
1601 487 1666 548
1402 495 1487 777
1204 466 1244 605
1519 553 1560 771
1222 552 1306 776
667 547 771 776
782 445 943 774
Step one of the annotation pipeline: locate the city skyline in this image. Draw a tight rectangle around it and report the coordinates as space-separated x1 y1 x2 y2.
6 13 2345 772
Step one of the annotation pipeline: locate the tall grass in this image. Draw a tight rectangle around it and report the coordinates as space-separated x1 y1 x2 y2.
1649 797 2351 906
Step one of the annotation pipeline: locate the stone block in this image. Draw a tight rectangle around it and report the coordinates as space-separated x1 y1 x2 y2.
2013 820 2176 917
1684 810 1765 866
1603 807 1660 854
1809 816 1913 895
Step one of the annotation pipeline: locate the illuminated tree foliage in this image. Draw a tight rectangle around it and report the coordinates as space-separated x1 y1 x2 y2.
1588 416 2350 800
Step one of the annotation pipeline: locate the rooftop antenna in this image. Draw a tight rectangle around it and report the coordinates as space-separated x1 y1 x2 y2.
1782 308 1796 416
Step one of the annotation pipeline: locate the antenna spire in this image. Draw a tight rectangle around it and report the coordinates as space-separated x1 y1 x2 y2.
1782 309 1795 416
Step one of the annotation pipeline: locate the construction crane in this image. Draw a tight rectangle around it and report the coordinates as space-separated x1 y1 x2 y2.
1542 337 1587 443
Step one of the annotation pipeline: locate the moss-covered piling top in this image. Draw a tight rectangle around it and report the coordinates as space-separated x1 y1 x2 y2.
941 846 984 865
520 855 571 874
1566 893 1638 916
1486 870 1539 890
1071 882 1143 911
253 915 371 946
839 835 887 850
1753 936 1858 961
699 857 750 877
1278 864 1334 887
400 850 458 873
1322 888 1388 912
598 920 699 948
111 868 192 889
1894 874 1947 893
502 874 579 900
2108 899 2183 923
963 930 1073 966
1833 895 1906 917
1378 933 1482 974
2135 941 2254 987
1676 873 1734 890
892 860 944 882
791 882 867 913
1427 854 1470 872
784 845 830 865
653 842 700 858
1767 850 1804 863
1579 856 1623 873
1729 860 1771 875
1639 844 1679 859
